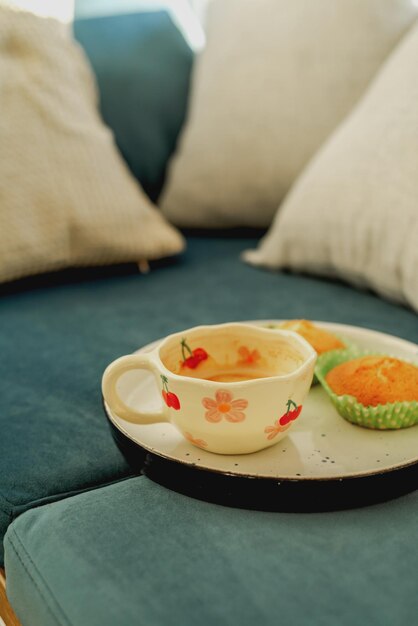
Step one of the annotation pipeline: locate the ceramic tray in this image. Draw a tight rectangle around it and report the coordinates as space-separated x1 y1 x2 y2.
103 321 418 511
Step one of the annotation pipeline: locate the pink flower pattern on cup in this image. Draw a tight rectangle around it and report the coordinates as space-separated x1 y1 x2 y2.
237 346 261 365
264 422 292 440
184 432 208 448
202 390 248 423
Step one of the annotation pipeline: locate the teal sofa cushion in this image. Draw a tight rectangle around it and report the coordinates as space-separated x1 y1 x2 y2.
74 12 193 201
1 236 418 566
5 477 418 626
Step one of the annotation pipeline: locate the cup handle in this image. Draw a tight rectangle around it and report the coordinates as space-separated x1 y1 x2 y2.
102 354 169 424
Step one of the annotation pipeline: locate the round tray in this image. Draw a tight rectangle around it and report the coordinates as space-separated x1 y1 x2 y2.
103 321 418 511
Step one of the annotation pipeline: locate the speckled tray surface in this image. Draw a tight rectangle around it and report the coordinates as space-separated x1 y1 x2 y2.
104 321 418 511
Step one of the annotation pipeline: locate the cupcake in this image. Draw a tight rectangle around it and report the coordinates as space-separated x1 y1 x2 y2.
278 320 346 355
271 320 347 385
316 349 418 429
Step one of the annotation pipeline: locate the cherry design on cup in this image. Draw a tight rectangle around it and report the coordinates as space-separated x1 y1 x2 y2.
161 375 180 410
279 399 302 426
264 399 302 439
180 338 208 369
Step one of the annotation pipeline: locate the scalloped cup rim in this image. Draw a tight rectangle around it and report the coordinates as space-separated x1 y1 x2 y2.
156 322 317 386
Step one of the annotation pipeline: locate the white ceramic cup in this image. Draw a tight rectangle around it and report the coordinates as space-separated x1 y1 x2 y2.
102 323 317 454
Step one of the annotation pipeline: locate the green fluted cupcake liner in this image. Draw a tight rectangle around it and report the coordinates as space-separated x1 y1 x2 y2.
312 337 354 385
311 343 354 385
315 348 418 430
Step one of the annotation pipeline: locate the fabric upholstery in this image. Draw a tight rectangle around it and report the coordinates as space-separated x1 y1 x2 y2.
5 477 418 626
1 236 418 566
245 21 418 313
74 11 193 201
0 7 183 284
160 0 418 227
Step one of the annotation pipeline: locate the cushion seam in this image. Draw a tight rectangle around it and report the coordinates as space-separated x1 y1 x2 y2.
3 474 135 517
7 526 73 626
0 503 12 517
0 488 15 514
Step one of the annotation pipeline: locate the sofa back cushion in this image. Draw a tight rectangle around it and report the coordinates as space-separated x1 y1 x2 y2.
245 21 418 313
0 8 184 284
74 11 193 202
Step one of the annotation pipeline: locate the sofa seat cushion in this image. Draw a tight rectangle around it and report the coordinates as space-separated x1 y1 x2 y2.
5 477 418 626
1 236 418 565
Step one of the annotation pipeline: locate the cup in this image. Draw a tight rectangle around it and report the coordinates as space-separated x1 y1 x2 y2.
102 323 317 454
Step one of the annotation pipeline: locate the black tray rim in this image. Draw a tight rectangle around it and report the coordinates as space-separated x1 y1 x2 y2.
105 404 418 513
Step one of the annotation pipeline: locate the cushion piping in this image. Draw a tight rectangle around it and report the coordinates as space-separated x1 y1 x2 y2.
6 525 72 626
9 475 136 518
0 490 13 522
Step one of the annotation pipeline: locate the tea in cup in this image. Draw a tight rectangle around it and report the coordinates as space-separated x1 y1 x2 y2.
102 323 316 454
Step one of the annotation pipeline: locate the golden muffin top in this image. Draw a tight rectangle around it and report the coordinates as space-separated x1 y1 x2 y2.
325 356 418 406
280 320 345 355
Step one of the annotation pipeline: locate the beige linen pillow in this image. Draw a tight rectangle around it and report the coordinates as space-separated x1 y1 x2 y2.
0 8 184 283
245 21 418 312
160 0 417 228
